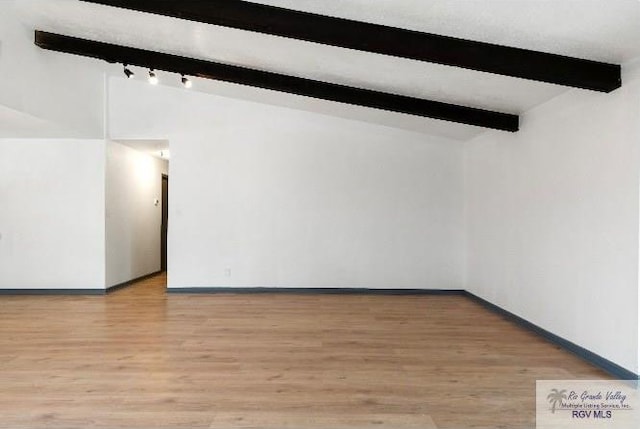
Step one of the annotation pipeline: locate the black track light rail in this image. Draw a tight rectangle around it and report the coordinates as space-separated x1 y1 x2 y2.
35 31 519 131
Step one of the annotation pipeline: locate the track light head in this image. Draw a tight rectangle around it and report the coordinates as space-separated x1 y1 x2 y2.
123 64 134 79
181 74 192 89
148 69 158 85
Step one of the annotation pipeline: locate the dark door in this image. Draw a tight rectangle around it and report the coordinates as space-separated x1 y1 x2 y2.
161 175 168 271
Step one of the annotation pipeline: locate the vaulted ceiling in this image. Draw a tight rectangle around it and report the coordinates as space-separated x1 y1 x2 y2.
17 0 640 140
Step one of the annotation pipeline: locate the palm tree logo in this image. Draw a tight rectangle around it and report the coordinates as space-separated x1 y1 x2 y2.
547 389 567 413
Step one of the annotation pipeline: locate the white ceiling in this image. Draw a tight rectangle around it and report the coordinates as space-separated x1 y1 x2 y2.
16 0 640 140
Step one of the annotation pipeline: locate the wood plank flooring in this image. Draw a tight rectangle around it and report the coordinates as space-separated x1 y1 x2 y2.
0 273 609 428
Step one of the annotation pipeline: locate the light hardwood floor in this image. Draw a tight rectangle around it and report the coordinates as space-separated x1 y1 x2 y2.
0 273 609 429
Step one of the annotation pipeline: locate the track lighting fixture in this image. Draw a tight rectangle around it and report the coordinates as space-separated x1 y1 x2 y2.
148 69 158 85
123 63 134 79
181 74 192 89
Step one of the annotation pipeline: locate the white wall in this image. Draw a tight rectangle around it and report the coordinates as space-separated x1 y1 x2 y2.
0 1 107 138
465 70 640 374
105 141 167 287
0 139 106 289
108 79 465 289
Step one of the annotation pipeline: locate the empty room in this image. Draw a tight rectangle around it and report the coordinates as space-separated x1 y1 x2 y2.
0 1 638 428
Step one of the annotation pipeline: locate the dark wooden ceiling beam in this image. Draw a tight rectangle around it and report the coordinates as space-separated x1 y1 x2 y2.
34 31 519 131
82 0 621 92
